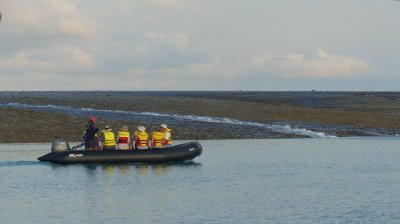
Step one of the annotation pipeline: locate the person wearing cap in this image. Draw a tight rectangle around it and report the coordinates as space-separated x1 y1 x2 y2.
133 125 149 150
99 125 116 150
116 126 131 150
82 117 99 151
151 124 172 148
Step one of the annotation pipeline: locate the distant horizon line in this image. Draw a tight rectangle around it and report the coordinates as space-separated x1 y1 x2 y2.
0 90 400 93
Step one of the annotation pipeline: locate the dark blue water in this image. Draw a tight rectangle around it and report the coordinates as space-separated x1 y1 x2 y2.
1 138 400 223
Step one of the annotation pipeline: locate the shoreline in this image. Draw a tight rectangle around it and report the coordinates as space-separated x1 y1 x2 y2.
1 91 399 143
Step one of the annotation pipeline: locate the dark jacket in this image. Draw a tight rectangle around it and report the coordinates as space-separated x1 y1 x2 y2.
83 124 99 142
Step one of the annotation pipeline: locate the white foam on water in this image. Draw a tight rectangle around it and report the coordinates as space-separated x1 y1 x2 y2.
0 102 335 138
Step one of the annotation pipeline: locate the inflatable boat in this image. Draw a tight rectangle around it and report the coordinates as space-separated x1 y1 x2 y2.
38 140 202 164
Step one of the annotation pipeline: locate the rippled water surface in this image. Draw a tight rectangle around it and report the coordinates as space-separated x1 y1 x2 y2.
1 138 400 224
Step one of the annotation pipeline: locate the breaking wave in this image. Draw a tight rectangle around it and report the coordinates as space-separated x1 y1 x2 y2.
0 102 335 138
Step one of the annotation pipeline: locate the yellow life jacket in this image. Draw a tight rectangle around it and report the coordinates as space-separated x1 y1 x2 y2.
102 131 116 147
152 131 164 147
135 131 149 147
117 131 130 144
163 128 172 145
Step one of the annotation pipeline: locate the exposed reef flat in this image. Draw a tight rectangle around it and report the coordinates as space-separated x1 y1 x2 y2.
0 91 399 143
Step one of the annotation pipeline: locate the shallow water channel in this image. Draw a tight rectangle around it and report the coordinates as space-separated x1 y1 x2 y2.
1 138 400 223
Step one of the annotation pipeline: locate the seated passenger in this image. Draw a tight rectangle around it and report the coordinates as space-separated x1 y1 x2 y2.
99 125 116 150
133 125 149 150
160 124 172 146
151 124 172 148
117 126 131 150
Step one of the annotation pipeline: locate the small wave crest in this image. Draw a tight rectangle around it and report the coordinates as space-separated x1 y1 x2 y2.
0 102 335 138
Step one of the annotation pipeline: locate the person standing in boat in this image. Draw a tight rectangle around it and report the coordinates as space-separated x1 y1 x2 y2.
116 126 131 150
133 125 149 150
83 117 99 151
99 125 116 150
151 124 172 148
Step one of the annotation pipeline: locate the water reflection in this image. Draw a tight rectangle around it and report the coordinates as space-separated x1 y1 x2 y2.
137 164 150 175
103 165 115 174
45 161 201 178
82 164 99 176
153 164 169 175
136 162 202 175
79 162 202 176
102 164 131 175
119 165 130 174
135 164 170 175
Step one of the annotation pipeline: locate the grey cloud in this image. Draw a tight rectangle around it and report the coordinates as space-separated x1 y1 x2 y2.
1 0 400 90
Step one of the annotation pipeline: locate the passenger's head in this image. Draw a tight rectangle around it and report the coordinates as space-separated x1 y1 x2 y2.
137 125 146 132
120 126 128 132
88 117 97 124
160 124 168 130
104 125 112 131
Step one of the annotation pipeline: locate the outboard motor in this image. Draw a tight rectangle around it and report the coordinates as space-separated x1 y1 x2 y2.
51 139 71 152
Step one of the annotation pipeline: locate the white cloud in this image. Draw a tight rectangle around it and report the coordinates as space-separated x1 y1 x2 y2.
121 48 371 90
0 45 372 90
5 0 95 38
44 0 79 14
7 1 45 32
0 72 75 90
146 0 186 10
146 32 188 49
246 48 369 78
57 20 93 38
126 62 243 90
135 43 151 55
0 52 54 71
1 0 400 91
0 47 95 73
70 48 95 69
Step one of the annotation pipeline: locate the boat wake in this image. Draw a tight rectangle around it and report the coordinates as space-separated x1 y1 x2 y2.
0 161 42 167
0 102 335 138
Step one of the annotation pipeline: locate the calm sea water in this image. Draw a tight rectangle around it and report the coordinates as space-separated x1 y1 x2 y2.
1 138 400 224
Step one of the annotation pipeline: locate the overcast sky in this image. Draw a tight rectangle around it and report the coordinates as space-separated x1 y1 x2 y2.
0 0 399 91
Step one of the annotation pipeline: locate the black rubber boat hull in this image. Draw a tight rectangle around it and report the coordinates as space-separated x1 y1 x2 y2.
38 142 202 164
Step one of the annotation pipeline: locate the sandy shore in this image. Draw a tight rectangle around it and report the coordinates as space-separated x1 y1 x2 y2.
1 91 399 143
